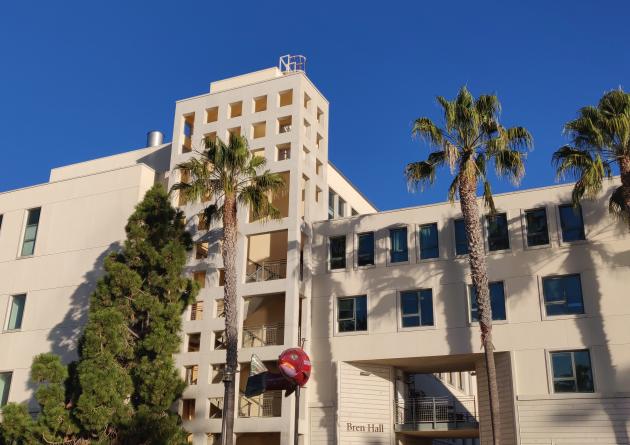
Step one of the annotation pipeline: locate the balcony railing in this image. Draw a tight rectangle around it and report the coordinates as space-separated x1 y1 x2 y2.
242 322 285 347
394 396 478 430
238 391 282 418
245 260 287 283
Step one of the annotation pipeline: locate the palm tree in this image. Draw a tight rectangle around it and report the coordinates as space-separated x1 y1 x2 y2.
405 86 532 444
552 88 630 226
171 134 285 445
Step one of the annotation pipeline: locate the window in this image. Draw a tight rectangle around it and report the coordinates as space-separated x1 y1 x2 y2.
525 208 549 246
303 92 311 109
316 160 323 176
276 143 291 160
338 296 367 332
338 198 346 218
182 399 195 420
316 133 323 149
253 95 267 113
0 372 12 407
198 212 209 231
469 282 506 322
206 107 218 123
400 289 434 328
487 213 510 251
215 299 225 318
419 223 439 259
195 242 209 259
209 398 223 418
213 331 226 350
227 127 241 138
211 364 225 384
351 208 358 216
389 227 408 263
190 301 203 321
328 190 336 219
278 116 292 134
229 101 242 118
21 207 41 256
317 107 324 124
454 218 468 255
193 271 206 288
329 236 346 270
559 204 585 242
550 350 594 393
357 232 375 267
252 121 266 139
218 269 225 287
543 274 584 316
184 365 199 385
187 333 201 352
182 114 194 153
279 89 292 107
6 294 26 330
303 119 311 138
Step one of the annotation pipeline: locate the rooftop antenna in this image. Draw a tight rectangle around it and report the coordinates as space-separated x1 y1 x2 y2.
279 54 306 74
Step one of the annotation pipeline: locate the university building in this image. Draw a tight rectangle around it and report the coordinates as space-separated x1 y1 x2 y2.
1 57 629 445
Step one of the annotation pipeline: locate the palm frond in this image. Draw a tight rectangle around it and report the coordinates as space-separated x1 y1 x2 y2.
405 160 438 192
482 180 496 213
608 185 630 223
447 174 460 203
412 117 444 147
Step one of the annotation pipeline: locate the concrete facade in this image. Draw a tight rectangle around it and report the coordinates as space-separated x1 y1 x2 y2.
1 63 629 445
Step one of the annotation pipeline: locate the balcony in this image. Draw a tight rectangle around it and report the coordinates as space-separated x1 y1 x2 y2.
394 396 478 433
242 323 285 348
238 391 282 418
245 260 287 283
245 230 287 282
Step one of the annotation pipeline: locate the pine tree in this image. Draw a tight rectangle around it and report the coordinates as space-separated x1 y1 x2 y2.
0 184 198 444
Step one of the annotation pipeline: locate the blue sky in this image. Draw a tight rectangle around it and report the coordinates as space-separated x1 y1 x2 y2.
1 1 628 210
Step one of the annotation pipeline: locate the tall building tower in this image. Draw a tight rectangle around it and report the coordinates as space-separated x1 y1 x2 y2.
168 56 375 444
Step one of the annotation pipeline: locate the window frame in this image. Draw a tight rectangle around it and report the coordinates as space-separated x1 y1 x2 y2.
453 218 469 257
397 288 436 331
328 235 347 271
521 207 551 249
485 212 511 253
19 207 41 257
467 281 508 325
388 226 409 265
557 204 587 244
0 371 12 407
540 273 586 319
335 295 368 335
546 349 595 394
417 222 440 261
355 231 375 268
5 294 27 331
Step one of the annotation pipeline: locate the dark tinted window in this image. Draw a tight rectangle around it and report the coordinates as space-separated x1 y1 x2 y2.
543 274 584 316
329 236 346 270
551 350 594 393
400 289 434 328
338 296 367 332
487 213 510 251
525 208 550 246
454 219 468 255
390 227 408 263
559 204 585 242
470 282 506 322
357 232 375 267
419 223 439 259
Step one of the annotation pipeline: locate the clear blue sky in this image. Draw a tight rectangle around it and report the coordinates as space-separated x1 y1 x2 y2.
1 1 628 210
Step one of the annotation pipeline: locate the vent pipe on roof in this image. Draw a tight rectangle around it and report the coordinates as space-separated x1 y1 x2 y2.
146 130 164 147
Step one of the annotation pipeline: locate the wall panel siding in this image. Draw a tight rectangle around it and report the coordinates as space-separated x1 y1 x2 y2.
338 362 394 445
517 396 630 444
310 406 336 445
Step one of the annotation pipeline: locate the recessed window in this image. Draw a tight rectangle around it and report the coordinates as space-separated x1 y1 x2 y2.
316 159 323 176
559 204 585 242
351 209 358 216
316 134 323 149
252 121 266 139
419 223 439 259
229 101 242 118
227 127 241 139
543 274 584 316
550 350 594 393
204 131 217 146
213 331 226 350
182 113 195 153
6 294 26 330
487 213 510 251
338 296 367 332
21 207 41 257
304 119 311 138
206 107 218 123
253 95 267 113
187 333 201 352
218 269 225 287
525 208 550 246
198 212 209 231
0 372 11 407
278 116 292 134
279 89 293 107
215 299 225 318
400 289 434 328
210 364 225 384
209 398 223 418
190 301 203 321
454 218 468 255
315 187 322 203
328 189 336 220
469 281 506 322
357 232 375 267
184 365 199 385
317 107 324 124
193 271 206 288
195 242 209 259
251 148 265 158
276 143 291 161
182 399 196 420
302 145 310 159
389 227 408 263
303 92 311 109
338 198 346 218
329 236 346 270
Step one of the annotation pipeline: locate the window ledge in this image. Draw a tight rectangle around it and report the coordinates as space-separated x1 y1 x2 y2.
397 325 437 333
387 260 410 267
356 264 376 270
558 239 589 247
486 248 512 256
469 320 508 327
517 392 630 401
542 313 588 321
523 243 552 251
334 330 369 337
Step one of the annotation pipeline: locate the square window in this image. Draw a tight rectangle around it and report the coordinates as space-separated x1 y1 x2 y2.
21 207 41 257
253 96 267 113
338 296 367 332
419 223 439 259
213 331 226 350
303 92 311 109
204 132 217 147
315 187 322 203
454 219 468 255
316 134 324 149
209 397 223 418
190 301 203 321
182 399 196 420
227 127 241 139
6 294 26 330
469 281 506 322
304 119 311 138
559 204 585 242
0 371 12 407
400 289 434 328
195 242 209 259
357 232 375 267
550 350 594 393
329 236 346 270
210 364 225 384
317 107 324 123
487 213 510 251
525 208 550 246
389 227 408 263
279 89 293 107
276 143 291 161
229 101 242 118
278 116 292 134
187 333 201 352
215 299 225 318
252 122 266 139
251 148 265 158
206 107 218 123
184 365 199 385
193 271 206 289
543 274 584 316
316 159 323 176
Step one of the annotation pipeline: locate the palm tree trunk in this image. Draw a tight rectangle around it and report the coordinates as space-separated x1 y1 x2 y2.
619 156 630 227
459 174 501 445
221 195 239 445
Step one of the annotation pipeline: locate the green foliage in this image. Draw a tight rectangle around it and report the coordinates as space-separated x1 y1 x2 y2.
0 184 197 444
